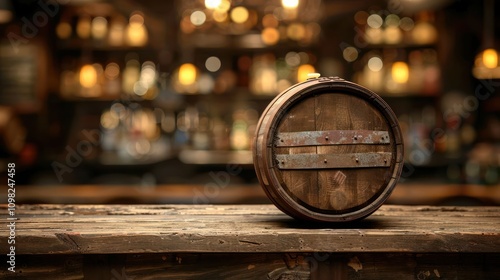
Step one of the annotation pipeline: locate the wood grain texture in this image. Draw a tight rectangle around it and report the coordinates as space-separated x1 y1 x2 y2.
276 96 318 207
314 93 391 211
2 252 499 279
0 253 310 280
1 204 499 255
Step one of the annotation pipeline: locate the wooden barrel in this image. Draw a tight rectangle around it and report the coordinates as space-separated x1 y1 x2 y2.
253 76 404 222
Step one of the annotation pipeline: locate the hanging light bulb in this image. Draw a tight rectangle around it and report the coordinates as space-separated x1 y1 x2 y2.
473 0 500 79
482 48 498 69
282 0 299 9
205 0 222 9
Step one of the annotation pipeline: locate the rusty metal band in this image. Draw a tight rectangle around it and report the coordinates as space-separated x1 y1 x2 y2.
274 130 390 147
275 152 392 169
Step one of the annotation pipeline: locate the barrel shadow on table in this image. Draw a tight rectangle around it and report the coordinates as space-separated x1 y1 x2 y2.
262 216 386 230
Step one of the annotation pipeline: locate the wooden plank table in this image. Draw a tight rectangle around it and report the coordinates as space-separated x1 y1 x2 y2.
1 204 500 279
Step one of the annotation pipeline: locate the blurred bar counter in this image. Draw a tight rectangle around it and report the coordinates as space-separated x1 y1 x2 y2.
5 183 500 206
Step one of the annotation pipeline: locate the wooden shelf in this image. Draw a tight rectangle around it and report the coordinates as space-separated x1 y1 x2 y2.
363 42 437 50
56 42 162 53
181 89 277 101
178 150 253 165
181 32 318 51
98 150 175 166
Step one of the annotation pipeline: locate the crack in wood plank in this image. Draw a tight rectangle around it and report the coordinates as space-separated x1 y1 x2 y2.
55 233 82 253
238 239 263 246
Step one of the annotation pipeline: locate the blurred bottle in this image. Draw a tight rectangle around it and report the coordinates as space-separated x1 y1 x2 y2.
104 62 121 98
230 109 250 150
212 116 230 150
408 50 425 93
56 19 72 40
76 15 92 39
91 16 108 42
122 58 141 96
422 49 441 95
126 12 148 47
192 108 211 150
250 53 277 95
411 12 437 45
108 17 126 47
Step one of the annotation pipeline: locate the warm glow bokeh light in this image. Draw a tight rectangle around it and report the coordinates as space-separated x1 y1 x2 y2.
216 0 231 12
108 21 125 46
79 64 97 88
205 56 222 72
126 12 148 46
56 22 72 39
343 47 358 62
213 10 228 22
104 63 120 80
262 14 278 28
368 57 383 72
91 17 108 39
287 23 305 41
282 0 299 9
178 63 197 85
483 48 498 69
367 14 383 29
190 10 207 26
76 16 91 39
297 64 315 82
126 24 148 46
130 13 145 27
261 27 280 45
205 0 222 9
392 62 409 83
230 7 249 24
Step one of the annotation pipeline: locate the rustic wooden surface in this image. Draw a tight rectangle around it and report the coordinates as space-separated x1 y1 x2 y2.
1 204 500 279
2 204 500 255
